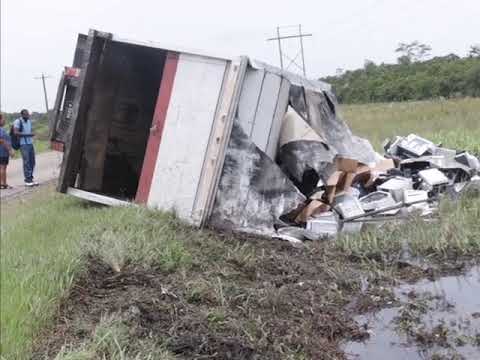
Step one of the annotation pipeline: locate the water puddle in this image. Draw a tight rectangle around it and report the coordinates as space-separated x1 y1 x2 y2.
344 266 480 359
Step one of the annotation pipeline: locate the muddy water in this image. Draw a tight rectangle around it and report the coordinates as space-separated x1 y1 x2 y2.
344 266 480 359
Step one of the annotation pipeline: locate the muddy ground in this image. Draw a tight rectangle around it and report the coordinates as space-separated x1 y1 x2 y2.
32 234 478 360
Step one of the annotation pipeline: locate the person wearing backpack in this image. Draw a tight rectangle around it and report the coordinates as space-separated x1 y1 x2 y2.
0 114 15 189
13 109 38 186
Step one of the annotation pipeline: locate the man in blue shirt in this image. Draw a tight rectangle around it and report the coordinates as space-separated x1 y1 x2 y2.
14 109 38 186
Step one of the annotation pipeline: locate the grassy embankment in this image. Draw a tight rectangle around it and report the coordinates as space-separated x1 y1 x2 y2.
1 98 479 359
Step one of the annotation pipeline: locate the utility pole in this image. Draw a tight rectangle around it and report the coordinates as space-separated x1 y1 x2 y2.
267 25 312 76
34 73 52 113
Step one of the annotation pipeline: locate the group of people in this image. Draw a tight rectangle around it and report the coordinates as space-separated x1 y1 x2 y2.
0 109 38 189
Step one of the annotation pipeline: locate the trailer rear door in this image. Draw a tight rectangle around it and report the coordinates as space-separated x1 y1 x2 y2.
49 34 86 151
52 30 112 192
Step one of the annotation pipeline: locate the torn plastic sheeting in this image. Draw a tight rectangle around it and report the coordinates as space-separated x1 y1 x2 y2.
276 140 334 195
248 62 378 189
276 107 335 196
210 122 305 236
273 226 307 244
280 80 377 167
297 89 377 166
278 107 325 147
246 59 375 165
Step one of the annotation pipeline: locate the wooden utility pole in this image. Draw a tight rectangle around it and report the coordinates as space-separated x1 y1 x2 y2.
267 25 312 76
34 73 52 113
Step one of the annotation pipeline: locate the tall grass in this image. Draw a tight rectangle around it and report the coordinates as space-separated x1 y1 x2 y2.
341 97 480 153
336 196 480 260
53 313 176 360
1 98 479 359
0 194 197 359
337 98 480 260
1 194 93 359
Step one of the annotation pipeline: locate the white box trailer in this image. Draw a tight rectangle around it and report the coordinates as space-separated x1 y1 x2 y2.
50 29 375 236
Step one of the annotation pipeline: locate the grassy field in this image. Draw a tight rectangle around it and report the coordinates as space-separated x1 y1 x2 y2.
1 98 480 359
0 189 98 359
341 97 480 154
32 118 50 153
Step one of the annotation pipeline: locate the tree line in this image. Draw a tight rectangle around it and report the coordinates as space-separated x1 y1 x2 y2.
321 42 480 104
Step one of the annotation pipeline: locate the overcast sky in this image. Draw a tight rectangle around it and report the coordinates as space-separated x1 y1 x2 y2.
1 0 479 112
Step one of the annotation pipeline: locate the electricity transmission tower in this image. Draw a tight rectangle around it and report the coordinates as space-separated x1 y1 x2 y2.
267 25 312 77
34 73 52 113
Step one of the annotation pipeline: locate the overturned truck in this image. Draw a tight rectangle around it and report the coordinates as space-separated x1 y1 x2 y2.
50 29 378 236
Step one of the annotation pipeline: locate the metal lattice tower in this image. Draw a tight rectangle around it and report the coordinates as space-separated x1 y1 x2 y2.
267 25 312 77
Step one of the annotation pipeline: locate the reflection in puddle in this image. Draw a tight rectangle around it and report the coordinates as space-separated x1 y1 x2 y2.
344 266 480 359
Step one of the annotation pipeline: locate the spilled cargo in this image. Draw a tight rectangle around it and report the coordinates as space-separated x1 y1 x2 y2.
50 29 480 241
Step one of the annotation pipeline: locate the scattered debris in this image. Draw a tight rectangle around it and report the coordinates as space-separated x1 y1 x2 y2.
403 189 429 205
377 177 413 202
360 191 398 214
397 134 436 157
52 30 479 243
305 212 339 239
334 193 365 219
455 152 480 172
274 132 479 243
418 168 449 188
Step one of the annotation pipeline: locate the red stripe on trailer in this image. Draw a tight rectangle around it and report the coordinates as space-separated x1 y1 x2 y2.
50 141 65 152
135 52 179 204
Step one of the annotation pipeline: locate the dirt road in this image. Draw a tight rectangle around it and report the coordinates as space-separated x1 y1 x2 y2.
0 151 63 200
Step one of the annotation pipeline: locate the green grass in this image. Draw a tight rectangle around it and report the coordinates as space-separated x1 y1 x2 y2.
1 98 480 359
338 97 480 260
54 313 176 360
32 118 50 154
1 194 93 359
340 97 480 153
0 194 195 359
0 194 199 359
336 195 480 260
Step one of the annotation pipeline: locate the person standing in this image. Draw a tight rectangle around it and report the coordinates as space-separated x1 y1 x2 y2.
0 114 15 189
14 109 38 186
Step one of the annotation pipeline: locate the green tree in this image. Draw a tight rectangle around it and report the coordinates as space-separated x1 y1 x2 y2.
469 45 480 58
396 41 432 63
320 54 480 104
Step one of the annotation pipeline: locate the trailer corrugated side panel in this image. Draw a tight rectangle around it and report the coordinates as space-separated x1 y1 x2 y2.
235 67 289 160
